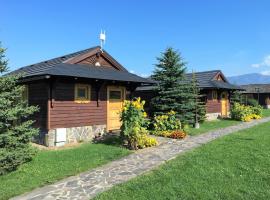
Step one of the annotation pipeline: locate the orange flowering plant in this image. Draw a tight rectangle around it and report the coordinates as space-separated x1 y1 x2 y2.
169 130 187 139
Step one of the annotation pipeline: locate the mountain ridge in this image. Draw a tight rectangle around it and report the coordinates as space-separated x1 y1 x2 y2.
228 73 270 85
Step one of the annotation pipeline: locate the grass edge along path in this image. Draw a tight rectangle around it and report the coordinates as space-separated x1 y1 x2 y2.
189 118 240 136
11 116 270 200
0 142 130 200
95 120 270 200
189 108 270 136
2 109 270 200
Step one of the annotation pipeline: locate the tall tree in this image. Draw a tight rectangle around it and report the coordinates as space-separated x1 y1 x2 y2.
0 42 39 175
151 47 194 124
230 90 243 106
190 72 206 125
176 77 196 125
151 47 186 113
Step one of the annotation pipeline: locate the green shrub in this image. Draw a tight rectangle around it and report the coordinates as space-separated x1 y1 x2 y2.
251 105 263 116
182 124 190 134
247 98 259 107
120 97 157 150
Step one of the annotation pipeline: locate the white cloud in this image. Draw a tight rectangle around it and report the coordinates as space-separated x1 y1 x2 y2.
261 70 270 75
140 73 149 78
264 55 270 66
252 55 270 68
129 70 149 78
251 63 260 68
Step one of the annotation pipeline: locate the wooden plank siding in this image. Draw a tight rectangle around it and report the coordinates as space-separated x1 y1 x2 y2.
49 80 107 129
205 90 221 113
77 54 119 70
28 81 48 131
206 100 222 113
135 89 227 115
205 90 230 113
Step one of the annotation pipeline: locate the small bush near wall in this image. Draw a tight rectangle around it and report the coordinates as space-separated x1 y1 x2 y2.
231 103 262 122
120 98 157 150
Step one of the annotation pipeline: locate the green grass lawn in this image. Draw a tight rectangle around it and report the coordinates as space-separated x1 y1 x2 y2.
95 121 270 200
188 108 270 136
189 119 240 136
262 108 270 117
0 142 130 200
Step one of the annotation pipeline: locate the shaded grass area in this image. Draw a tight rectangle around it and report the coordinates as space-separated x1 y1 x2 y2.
95 122 270 200
0 142 130 200
189 119 240 136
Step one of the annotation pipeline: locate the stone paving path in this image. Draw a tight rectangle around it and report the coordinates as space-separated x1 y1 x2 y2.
12 117 270 200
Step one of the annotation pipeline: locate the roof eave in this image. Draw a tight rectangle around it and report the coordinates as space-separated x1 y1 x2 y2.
19 73 154 85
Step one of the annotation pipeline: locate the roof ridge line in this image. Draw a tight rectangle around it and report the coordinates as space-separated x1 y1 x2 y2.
16 46 100 70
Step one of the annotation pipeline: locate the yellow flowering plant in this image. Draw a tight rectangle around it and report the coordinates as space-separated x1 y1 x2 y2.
120 97 157 150
231 103 262 122
153 110 181 134
137 134 158 149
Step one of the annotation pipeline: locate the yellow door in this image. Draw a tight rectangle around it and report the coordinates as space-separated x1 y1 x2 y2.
107 86 125 131
221 92 228 117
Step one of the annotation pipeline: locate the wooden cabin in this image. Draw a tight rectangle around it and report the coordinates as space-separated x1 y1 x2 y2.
11 46 153 147
135 70 241 120
241 84 270 108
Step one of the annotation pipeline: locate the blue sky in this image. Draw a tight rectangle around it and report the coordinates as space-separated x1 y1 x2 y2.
1 0 270 77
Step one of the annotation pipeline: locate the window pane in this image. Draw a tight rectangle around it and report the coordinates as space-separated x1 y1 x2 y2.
110 91 121 100
212 91 217 100
78 88 87 98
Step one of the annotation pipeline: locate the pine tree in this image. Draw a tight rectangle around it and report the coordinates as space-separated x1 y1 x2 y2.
151 48 207 126
230 90 243 106
190 72 206 125
151 47 186 113
0 42 39 175
151 47 194 125
176 78 196 125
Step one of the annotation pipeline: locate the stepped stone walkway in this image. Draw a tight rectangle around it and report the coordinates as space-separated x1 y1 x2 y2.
12 117 270 200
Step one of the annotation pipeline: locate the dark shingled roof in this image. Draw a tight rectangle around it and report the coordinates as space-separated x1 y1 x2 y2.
27 63 154 84
241 84 270 93
136 70 242 91
10 46 100 76
9 46 153 84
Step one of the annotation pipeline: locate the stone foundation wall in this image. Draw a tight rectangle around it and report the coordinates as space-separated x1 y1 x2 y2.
265 105 270 109
44 124 106 147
